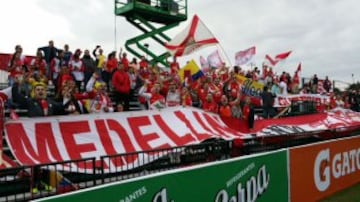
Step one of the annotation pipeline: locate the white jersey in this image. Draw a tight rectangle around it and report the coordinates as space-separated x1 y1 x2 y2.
279 81 288 96
166 90 181 107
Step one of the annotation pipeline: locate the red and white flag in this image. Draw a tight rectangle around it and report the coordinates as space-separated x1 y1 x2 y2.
235 46 256 65
165 15 219 56
264 51 292 66
265 54 278 66
207 49 223 68
293 63 301 85
275 51 292 61
200 55 210 73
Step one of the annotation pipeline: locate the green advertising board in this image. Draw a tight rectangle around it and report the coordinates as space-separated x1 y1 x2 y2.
34 150 288 202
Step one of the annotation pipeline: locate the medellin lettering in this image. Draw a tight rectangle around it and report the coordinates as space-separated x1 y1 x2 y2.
214 165 270 202
314 148 360 192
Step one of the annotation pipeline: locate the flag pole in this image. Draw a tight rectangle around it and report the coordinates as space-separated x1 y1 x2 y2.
216 44 233 68
199 16 232 68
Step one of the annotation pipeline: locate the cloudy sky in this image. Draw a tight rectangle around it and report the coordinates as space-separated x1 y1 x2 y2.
1 0 359 86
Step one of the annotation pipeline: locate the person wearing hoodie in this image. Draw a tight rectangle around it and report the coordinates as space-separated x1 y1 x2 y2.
112 63 131 111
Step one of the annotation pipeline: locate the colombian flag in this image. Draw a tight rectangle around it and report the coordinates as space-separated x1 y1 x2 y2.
178 60 204 83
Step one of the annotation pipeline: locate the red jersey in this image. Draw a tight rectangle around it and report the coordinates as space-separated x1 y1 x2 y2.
197 88 208 103
219 105 232 117
170 61 180 75
150 93 165 105
121 57 129 71
182 94 192 106
106 58 118 73
228 81 241 98
139 60 148 70
202 101 218 113
242 105 250 120
213 91 223 104
112 70 130 94
30 58 46 75
8 59 24 78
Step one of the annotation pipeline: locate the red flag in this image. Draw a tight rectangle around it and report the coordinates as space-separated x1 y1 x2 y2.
265 54 278 66
235 46 256 65
165 15 219 56
275 51 292 60
293 63 301 85
265 51 292 66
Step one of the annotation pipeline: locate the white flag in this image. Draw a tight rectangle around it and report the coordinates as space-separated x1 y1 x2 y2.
207 50 223 68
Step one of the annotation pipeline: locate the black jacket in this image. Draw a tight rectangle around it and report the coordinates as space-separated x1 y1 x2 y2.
12 84 65 117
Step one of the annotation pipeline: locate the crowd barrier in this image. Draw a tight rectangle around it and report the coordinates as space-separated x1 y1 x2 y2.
23 134 360 202
1 132 359 201
0 139 235 202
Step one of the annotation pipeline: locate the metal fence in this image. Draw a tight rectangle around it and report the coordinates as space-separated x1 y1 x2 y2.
0 139 232 202
0 158 96 202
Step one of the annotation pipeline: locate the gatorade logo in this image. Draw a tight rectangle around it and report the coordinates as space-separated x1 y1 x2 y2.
313 148 360 192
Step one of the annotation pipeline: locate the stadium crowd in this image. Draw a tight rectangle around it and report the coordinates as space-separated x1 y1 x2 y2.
4 41 360 127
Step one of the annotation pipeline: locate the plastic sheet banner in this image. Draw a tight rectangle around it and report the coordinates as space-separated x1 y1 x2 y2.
5 107 245 172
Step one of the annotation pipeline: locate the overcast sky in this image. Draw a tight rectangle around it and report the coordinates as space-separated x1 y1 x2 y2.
1 0 359 86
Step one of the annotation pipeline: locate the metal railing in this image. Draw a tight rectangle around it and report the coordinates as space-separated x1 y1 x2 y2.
0 158 96 202
99 139 231 184
115 0 187 16
0 139 232 202
1 128 360 201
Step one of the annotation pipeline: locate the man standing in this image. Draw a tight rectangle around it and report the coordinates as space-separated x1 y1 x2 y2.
92 45 105 74
38 40 58 78
112 63 131 111
323 76 332 93
63 44 72 66
261 86 276 119
278 77 288 96
82 49 96 86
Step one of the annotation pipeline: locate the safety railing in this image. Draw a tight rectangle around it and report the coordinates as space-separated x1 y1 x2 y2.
0 158 96 202
1 128 359 201
115 0 187 16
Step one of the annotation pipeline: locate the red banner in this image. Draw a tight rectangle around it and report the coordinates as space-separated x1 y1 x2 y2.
0 53 11 71
4 107 360 172
0 53 35 70
274 94 330 107
221 108 360 135
4 107 244 172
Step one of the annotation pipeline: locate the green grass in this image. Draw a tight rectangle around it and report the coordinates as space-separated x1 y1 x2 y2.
320 183 360 202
